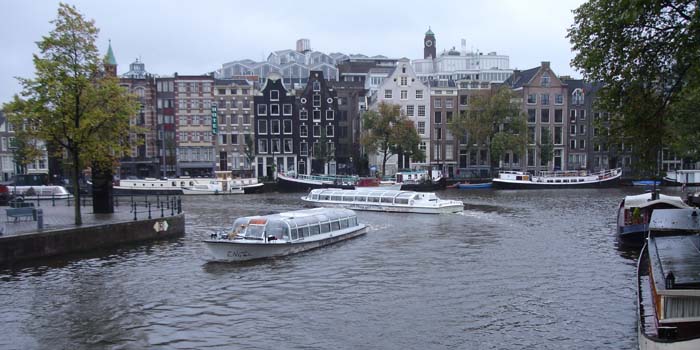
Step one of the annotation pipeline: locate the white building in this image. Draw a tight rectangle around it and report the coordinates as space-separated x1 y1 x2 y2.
369 58 431 175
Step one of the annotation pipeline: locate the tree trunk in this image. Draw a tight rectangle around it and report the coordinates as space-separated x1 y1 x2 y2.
92 162 114 214
71 149 82 226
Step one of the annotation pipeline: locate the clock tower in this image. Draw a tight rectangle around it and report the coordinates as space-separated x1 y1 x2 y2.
423 27 436 59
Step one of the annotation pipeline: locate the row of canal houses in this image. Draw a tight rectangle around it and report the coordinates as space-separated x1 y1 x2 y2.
26 29 659 182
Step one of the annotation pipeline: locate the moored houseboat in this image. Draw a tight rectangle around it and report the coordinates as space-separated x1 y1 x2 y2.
492 168 622 189
637 208 700 349
395 170 446 191
203 208 367 261
276 172 358 192
663 170 700 187
114 177 246 195
301 188 464 214
616 191 690 249
10 185 73 200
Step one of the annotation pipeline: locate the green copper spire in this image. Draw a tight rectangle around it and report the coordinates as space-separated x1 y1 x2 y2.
106 39 117 65
425 27 434 36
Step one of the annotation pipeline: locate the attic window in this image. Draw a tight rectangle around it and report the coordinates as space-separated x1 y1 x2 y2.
541 73 551 87
402 66 406 73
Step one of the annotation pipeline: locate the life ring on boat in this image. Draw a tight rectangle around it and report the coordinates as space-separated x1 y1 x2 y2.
409 199 414 205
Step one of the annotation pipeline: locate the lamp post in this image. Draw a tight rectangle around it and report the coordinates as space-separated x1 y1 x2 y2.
8 139 18 198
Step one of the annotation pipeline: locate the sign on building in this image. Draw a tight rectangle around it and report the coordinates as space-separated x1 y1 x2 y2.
211 104 218 135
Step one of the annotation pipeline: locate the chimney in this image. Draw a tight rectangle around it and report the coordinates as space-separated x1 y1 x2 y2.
541 61 550 69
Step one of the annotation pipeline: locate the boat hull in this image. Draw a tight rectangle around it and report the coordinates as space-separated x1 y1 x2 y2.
457 182 493 189
276 174 354 192
400 178 447 192
492 176 620 189
204 225 367 261
242 183 265 194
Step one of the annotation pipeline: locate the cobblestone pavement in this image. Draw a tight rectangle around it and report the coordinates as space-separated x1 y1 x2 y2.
0 198 178 236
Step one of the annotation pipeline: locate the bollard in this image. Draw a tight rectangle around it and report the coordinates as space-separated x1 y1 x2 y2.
156 195 160 208
133 202 137 221
115 196 119 207
37 192 40 207
170 197 175 216
148 202 152 219
52 193 55 207
161 203 165 218
177 197 182 214
36 208 43 230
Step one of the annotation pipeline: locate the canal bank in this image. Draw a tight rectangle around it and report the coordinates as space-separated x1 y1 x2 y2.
0 198 185 265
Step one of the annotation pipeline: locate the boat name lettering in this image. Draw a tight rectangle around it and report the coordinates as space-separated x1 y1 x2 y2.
227 251 250 258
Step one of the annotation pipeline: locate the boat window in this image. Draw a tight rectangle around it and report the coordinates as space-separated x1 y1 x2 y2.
181 181 185 186
340 219 348 229
547 180 553 183
381 196 393 203
299 226 309 237
563 179 569 183
291 228 298 240
555 179 561 183
354 195 366 202
342 195 353 202
190 181 194 186
331 221 340 231
368 196 380 203
579 179 585 182
350 217 357 226
321 222 331 233
266 221 287 239
310 225 320 236
332 195 342 201
321 195 331 201
172 181 176 186
244 225 265 240
311 194 319 200
395 198 409 204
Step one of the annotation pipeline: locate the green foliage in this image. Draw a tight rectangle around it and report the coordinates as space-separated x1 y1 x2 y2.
2 3 140 225
244 133 255 169
539 128 554 170
314 127 335 174
449 86 527 170
568 0 700 176
361 102 423 175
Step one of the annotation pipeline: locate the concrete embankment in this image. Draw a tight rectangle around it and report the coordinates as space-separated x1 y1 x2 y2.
0 213 185 265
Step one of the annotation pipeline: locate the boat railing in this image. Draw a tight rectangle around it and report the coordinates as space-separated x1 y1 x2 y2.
282 172 359 184
536 168 621 178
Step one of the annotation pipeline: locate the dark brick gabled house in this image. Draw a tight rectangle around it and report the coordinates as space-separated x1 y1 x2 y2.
298 71 340 174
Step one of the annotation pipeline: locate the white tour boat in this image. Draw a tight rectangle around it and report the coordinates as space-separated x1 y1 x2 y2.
301 188 464 214
492 168 622 189
637 208 700 349
114 177 249 195
10 185 73 200
204 208 367 261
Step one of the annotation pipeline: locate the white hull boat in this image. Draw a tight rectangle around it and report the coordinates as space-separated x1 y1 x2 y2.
301 188 464 214
10 185 73 200
204 208 367 262
492 168 622 189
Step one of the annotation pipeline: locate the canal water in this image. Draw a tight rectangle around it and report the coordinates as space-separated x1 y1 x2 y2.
0 187 671 349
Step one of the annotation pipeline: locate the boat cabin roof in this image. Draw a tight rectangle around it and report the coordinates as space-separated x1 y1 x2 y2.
309 188 435 201
623 193 690 210
232 208 357 229
648 209 700 289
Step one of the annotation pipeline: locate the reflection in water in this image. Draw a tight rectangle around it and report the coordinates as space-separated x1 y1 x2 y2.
1 187 669 349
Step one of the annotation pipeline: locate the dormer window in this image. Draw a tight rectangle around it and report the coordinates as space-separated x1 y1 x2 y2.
572 88 584 105
270 90 279 101
313 81 320 92
541 73 550 87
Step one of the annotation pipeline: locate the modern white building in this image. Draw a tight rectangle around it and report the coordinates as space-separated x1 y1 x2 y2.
369 58 431 175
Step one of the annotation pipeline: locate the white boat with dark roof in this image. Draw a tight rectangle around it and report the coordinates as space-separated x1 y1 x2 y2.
616 191 690 249
204 208 367 261
492 168 622 189
301 188 464 214
637 208 700 349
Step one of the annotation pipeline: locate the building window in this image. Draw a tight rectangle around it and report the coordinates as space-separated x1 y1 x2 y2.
415 90 423 99
326 125 334 137
554 109 563 123
258 139 268 154
271 139 280 154
300 142 308 156
400 90 408 100
572 88 584 105
434 99 442 108
419 141 426 151
258 119 267 134
300 124 308 137
313 110 321 121
579 124 586 135
313 81 320 91
434 112 442 124
580 139 586 150
313 95 321 107
570 139 576 149
527 94 536 104
418 105 426 117
257 104 267 116
283 104 292 116
540 109 550 123
570 110 576 123
541 73 550 87
445 99 453 109
570 125 576 135
400 76 407 86
300 110 308 120
284 139 293 153
283 119 292 134
313 125 321 137
528 109 536 123
417 121 425 134
270 90 279 101
579 110 586 120
270 104 280 116
459 95 468 106
555 94 563 105
554 126 562 144
326 110 334 120
435 127 442 140
528 126 535 144
406 105 415 116
541 94 550 106
384 89 393 99
446 111 453 123
271 120 280 134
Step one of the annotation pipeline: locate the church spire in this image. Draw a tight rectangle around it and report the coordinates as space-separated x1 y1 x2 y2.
105 39 117 77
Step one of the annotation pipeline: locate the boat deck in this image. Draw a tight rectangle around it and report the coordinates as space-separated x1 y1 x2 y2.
651 234 700 288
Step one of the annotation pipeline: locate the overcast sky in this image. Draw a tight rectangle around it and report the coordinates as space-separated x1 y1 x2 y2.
0 0 587 103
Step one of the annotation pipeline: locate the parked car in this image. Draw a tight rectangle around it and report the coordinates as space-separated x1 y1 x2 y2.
0 184 12 205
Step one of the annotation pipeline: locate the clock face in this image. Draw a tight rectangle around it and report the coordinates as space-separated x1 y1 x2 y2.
425 40 433 47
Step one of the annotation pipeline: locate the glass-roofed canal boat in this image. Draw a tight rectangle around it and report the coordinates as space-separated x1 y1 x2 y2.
204 208 367 261
301 189 464 214
637 208 700 350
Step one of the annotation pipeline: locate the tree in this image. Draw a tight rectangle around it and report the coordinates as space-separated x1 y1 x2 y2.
244 133 256 175
9 127 44 175
361 102 424 176
568 0 700 177
539 128 554 170
448 87 527 173
3 3 139 225
390 119 425 167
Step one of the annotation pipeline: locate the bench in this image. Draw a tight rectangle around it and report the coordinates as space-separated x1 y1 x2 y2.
6 207 36 222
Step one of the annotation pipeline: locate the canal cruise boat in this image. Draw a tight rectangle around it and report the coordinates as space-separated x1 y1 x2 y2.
301 188 464 214
617 191 690 249
637 208 700 350
114 177 261 195
204 208 367 261
492 168 622 189
276 172 358 192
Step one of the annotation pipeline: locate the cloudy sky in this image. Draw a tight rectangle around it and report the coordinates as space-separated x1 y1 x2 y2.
1 0 586 103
